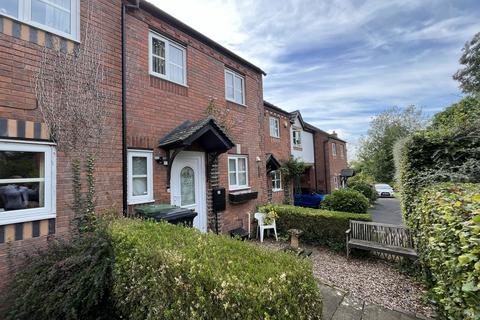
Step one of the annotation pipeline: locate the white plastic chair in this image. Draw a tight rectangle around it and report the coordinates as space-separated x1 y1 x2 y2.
254 212 278 242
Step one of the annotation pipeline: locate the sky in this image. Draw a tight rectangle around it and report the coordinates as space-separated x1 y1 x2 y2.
148 0 480 160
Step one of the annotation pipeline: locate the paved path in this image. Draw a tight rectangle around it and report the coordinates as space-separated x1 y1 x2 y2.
369 198 404 225
319 283 429 320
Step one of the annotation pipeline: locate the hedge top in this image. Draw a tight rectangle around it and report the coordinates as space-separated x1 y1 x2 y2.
260 204 371 221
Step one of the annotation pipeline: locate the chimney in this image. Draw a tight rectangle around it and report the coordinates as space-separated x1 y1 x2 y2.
331 131 338 138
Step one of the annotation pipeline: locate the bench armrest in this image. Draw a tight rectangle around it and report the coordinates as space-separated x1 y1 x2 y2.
345 228 351 235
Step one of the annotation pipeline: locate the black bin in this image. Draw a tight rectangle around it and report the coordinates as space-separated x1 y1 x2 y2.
136 204 198 228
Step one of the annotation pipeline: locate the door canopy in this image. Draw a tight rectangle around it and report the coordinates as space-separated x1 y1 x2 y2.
159 116 235 153
266 153 281 174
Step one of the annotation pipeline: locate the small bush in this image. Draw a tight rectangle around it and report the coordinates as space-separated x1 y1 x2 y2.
321 188 370 213
259 204 371 250
348 181 377 204
412 183 480 320
109 219 322 320
2 230 116 320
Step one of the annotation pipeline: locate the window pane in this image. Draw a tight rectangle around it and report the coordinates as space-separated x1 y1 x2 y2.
169 45 183 66
169 45 184 83
0 182 44 211
238 172 247 186
0 151 44 179
180 166 195 206
234 76 243 104
32 0 71 34
0 0 18 17
132 177 147 196
153 56 166 75
132 157 147 175
238 158 246 172
229 173 237 185
228 158 236 172
152 37 165 57
225 72 234 100
170 64 183 84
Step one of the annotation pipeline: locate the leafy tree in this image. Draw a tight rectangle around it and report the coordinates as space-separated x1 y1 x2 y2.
430 96 480 134
357 105 426 183
280 157 305 204
453 32 480 96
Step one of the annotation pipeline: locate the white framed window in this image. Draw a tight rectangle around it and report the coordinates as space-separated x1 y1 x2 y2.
332 143 337 157
340 144 344 158
269 117 280 138
225 69 245 105
0 0 80 41
0 140 56 225
271 170 282 191
127 150 154 205
149 31 187 86
293 129 302 147
228 155 248 190
333 176 339 190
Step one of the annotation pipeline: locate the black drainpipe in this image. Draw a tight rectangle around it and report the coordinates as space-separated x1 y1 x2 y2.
121 1 139 215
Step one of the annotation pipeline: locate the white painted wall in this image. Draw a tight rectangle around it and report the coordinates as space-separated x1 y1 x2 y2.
290 116 315 164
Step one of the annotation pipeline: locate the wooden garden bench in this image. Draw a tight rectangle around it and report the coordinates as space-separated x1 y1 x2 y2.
346 220 418 259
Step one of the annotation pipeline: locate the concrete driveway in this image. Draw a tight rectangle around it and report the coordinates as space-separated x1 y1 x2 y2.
368 198 404 225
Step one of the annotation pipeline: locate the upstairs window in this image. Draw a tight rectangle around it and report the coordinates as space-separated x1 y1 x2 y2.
225 69 245 105
269 117 280 138
0 0 80 41
149 31 187 85
293 130 302 147
340 144 344 158
332 142 337 157
228 155 248 190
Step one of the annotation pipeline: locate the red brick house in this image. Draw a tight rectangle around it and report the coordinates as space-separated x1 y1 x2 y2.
263 101 292 204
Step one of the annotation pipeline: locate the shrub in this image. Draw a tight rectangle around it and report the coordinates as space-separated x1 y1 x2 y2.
321 188 370 213
348 180 377 204
411 183 480 320
259 204 371 250
2 230 116 320
109 219 322 320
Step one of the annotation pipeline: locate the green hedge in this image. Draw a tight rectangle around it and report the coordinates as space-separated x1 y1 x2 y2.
109 219 322 320
259 204 371 250
348 181 378 204
412 183 480 320
321 188 370 213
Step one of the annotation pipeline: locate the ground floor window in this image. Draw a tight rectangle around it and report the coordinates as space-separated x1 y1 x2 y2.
271 170 282 191
127 149 154 204
228 155 248 190
333 176 339 190
0 141 56 225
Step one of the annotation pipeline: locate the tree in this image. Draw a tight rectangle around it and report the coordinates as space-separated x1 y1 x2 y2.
453 32 480 96
357 105 426 183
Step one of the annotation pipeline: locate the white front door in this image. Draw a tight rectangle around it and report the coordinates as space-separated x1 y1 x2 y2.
170 151 207 232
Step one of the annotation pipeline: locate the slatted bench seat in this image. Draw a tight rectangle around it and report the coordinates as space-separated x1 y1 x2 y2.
346 220 418 259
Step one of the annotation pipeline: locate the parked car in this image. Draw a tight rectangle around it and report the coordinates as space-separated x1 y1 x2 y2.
294 192 325 208
374 184 395 197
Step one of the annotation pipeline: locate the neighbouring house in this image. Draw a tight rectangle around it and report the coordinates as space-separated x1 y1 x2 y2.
263 101 292 204
306 124 349 193
124 1 267 234
289 111 316 193
0 0 123 290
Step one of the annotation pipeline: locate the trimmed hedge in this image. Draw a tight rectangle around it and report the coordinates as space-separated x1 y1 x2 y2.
109 219 322 320
348 181 378 204
412 184 480 320
259 204 371 250
321 188 370 213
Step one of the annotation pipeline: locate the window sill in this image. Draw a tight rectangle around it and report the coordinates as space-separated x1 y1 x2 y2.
149 73 188 88
0 213 56 226
226 99 247 108
272 189 283 193
127 199 155 206
228 187 251 192
270 135 280 139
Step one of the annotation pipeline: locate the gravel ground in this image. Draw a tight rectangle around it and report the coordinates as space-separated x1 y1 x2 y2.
256 240 436 319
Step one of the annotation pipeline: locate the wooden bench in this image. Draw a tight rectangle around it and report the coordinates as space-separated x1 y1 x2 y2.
346 220 418 259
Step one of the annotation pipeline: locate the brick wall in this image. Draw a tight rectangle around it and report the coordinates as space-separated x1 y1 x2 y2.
0 0 123 289
124 7 266 233
264 105 292 204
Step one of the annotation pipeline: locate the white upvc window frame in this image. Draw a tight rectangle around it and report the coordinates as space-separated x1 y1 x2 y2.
148 31 187 86
332 142 337 157
333 176 339 190
340 144 344 158
228 155 249 190
127 149 154 205
271 170 282 192
293 129 302 147
269 116 280 138
224 68 245 105
0 0 80 42
0 140 56 225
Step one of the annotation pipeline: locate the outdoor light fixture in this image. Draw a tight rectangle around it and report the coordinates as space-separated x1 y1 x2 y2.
155 155 169 166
